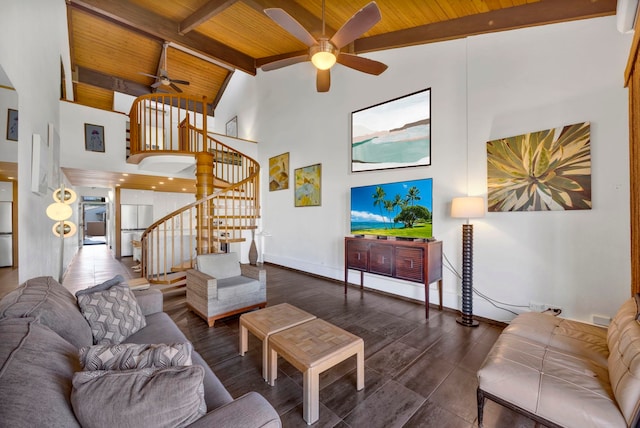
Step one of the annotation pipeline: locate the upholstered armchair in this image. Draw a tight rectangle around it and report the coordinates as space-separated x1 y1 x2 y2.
186 252 267 327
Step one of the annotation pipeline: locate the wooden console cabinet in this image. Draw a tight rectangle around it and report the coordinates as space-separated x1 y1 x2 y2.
344 237 443 318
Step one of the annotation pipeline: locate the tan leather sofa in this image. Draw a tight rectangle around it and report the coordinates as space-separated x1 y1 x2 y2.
477 296 640 428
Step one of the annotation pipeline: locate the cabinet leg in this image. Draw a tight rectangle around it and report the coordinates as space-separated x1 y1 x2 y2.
438 279 443 311
425 282 429 319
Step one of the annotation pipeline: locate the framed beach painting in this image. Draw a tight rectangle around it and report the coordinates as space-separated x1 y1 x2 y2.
294 163 321 207
351 88 431 172
269 152 289 191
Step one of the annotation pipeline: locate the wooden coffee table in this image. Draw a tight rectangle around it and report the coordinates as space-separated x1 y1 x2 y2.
268 318 364 425
239 303 316 381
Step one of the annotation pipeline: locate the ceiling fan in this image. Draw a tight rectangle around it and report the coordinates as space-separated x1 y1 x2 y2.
262 0 388 92
139 42 190 93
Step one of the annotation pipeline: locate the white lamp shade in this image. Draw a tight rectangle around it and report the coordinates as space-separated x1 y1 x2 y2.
451 197 485 219
46 202 72 221
311 51 336 70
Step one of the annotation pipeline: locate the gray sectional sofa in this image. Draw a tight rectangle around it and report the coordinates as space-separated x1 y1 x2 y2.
0 276 281 428
477 295 640 428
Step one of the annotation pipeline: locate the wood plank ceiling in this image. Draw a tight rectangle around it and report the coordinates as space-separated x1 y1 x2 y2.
58 0 616 191
67 0 616 114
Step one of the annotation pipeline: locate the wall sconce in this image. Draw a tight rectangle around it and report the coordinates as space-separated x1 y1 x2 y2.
451 196 485 327
46 185 77 283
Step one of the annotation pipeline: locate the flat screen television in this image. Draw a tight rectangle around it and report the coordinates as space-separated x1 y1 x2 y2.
350 178 433 239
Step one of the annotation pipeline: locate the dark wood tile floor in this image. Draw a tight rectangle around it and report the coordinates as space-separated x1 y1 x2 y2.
0 245 546 427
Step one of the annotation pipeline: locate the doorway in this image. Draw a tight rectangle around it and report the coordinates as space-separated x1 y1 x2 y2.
82 198 107 245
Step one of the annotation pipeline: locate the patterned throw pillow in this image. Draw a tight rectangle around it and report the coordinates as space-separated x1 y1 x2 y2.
77 285 146 345
79 342 193 371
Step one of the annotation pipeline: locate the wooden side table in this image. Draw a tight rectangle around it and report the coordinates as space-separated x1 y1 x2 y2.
239 303 316 381
268 318 364 425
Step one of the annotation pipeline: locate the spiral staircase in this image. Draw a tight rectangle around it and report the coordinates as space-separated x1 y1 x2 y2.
127 94 259 289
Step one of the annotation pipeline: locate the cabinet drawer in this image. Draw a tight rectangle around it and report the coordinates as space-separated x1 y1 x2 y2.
370 244 393 276
346 240 369 271
395 247 424 283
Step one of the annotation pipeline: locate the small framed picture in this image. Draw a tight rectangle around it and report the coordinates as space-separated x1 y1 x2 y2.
226 116 238 138
269 152 289 191
294 163 321 207
6 109 18 141
84 123 105 152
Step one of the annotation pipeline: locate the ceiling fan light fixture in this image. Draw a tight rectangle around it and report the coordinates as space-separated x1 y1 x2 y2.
310 39 337 70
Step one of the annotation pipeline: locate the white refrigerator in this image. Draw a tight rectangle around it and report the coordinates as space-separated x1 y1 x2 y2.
121 204 153 257
0 202 12 267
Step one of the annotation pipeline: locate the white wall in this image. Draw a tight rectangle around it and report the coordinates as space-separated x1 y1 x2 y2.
0 0 72 282
217 16 632 323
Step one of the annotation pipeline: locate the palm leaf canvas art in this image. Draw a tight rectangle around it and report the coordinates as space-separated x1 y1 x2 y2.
487 122 591 212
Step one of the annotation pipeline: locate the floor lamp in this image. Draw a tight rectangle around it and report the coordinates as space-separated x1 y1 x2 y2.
451 196 485 327
46 185 77 283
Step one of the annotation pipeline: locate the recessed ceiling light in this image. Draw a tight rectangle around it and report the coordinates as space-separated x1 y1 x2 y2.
182 188 186 191
159 181 164 185
168 177 174 181
116 184 120 187
151 186 156 189
122 173 129 176
119 178 125 182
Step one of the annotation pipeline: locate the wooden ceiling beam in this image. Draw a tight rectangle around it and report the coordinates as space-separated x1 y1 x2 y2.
244 0 336 37
354 0 617 53
67 0 257 76
75 66 151 97
179 0 239 35
255 49 308 68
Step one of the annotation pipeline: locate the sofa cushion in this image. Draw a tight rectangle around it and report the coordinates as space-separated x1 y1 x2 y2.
0 317 81 427
77 285 146 345
124 311 234 411
0 276 92 348
217 276 261 300
606 296 640 426
79 342 193 371
503 311 609 366
478 332 626 428
71 366 206 428
196 252 241 279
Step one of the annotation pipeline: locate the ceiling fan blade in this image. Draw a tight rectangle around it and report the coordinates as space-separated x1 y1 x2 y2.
170 79 190 85
330 1 381 49
139 72 161 79
317 69 330 92
150 81 163 88
264 8 317 47
169 82 183 93
261 54 309 72
337 53 387 75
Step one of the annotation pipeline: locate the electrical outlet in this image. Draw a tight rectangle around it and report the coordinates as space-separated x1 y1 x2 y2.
529 301 547 312
593 315 611 326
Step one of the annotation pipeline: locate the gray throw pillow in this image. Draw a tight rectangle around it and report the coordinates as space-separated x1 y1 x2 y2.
79 342 193 370
71 366 206 428
77 285 146 345
75 274 125 297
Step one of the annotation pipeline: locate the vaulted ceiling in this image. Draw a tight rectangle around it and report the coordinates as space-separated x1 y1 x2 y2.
66 0 617 114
